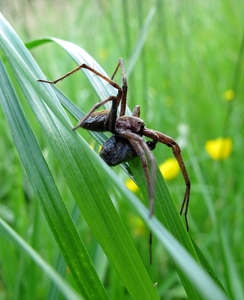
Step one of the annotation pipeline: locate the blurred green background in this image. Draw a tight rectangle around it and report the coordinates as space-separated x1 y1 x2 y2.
1 0 244 299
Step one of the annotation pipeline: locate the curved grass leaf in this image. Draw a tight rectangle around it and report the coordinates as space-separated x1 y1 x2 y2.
0 55 108 300
0 218 83 300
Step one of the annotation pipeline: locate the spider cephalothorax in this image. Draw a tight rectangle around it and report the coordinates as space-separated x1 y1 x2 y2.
38 58 191 261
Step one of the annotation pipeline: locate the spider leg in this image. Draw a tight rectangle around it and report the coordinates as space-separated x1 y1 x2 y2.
118 59 128 117
38 60 127 133
72 94 120 132
131 105 140 117
131 140 155 216
117 130 156 264
110 59 128 117
143 128 191 231
38 63 122 91
38 63 124 133
111 60 122 80
117 130 156 217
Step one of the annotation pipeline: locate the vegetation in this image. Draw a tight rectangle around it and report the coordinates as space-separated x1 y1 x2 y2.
0 1 243 299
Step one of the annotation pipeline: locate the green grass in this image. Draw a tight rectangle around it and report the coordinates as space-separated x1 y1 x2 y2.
0 1 244 299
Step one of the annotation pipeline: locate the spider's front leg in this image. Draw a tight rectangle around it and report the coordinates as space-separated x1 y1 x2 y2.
72 95 119 132
72 59 128 133
37 61 124 134
110 58 128 117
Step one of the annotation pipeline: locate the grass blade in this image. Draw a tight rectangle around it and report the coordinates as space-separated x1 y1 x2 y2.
0 57 108 299
0 218 83 300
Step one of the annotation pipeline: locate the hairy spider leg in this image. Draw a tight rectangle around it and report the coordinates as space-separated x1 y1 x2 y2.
117 129 156 218
110 58 128 117
116 129 156 264
37 63 121 91
111 60 122 80
131 105 140 117
143 128 191 230
118 59 127 117
72 92 122 133
38 62 125 133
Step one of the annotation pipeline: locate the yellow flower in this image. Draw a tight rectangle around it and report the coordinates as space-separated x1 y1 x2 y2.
125 178 139 193
205 138 232 160
223 89 235 101
159 158 180 180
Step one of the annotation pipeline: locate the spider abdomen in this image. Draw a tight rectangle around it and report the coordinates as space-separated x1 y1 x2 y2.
100 135 157 166
80 110 110 131
100 136 137 166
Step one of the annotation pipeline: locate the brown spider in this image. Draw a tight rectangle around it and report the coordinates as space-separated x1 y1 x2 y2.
38 58 191 231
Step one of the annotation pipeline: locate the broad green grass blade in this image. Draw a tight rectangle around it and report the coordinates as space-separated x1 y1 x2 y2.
190 237 226 291
0 218 83 300
0 14 159 299
0 58 108 299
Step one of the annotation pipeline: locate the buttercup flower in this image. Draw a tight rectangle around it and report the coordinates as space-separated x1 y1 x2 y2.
159 158 180 180
205 137 232 160
125 178 139 193
223 89 235 101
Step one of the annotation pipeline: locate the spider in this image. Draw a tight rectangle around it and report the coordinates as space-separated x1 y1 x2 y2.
99 105 157 166
38 58 191 231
